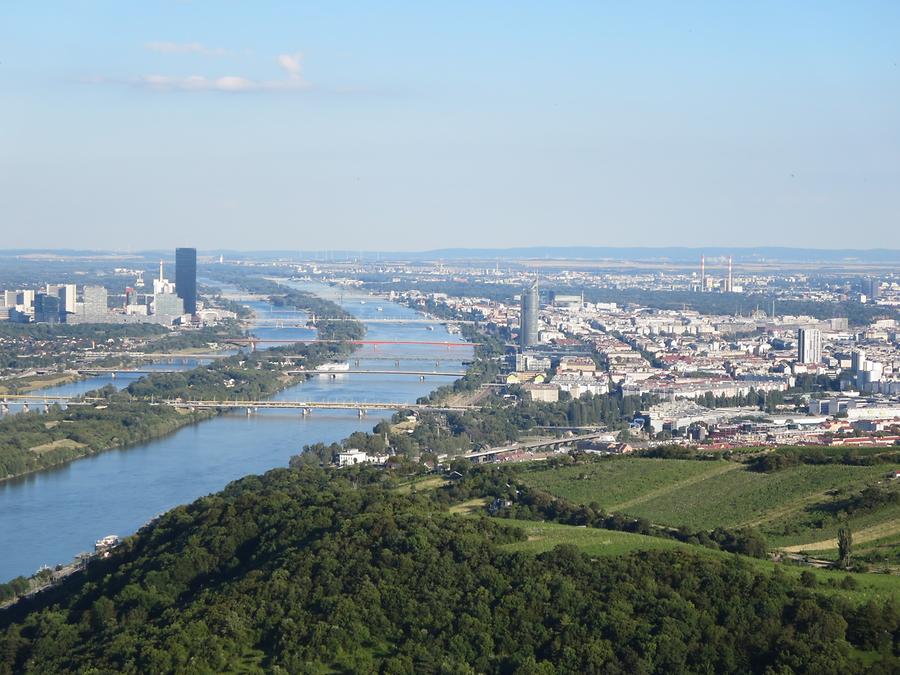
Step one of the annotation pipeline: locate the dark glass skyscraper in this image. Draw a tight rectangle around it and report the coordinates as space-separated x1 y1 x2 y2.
175 247 197 314
34 293 61 324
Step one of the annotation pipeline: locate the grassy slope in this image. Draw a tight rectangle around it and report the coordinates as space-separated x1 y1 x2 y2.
501 519 900 604
525 458 898 548
523 457 733 509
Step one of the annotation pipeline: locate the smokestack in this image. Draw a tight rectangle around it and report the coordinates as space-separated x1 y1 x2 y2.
727 256 733 293
159 259 164 282
700 255 705 292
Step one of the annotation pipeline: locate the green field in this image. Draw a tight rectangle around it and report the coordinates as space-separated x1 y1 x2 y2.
502 519 693 557
524 457 899 549
502 519 900 604
522 457 739 510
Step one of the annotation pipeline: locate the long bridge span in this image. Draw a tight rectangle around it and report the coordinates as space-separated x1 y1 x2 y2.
227 338 477 349
166 400 474 416
57 367 465 377
295 369 464 377
0 394 476 417
250 317 474 326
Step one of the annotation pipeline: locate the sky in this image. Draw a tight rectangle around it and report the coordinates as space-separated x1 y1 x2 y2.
1 1 899 252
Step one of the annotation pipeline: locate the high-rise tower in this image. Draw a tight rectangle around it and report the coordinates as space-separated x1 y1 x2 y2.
519 279 539 348
797 328 822 365
175 247 198 315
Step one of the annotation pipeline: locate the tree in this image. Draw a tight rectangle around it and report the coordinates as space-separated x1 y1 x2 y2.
838 525 852 569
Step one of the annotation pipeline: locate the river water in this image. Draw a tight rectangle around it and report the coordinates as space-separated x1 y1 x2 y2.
0 282 471 581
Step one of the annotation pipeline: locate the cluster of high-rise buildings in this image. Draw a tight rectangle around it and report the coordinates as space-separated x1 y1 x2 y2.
0 248 197 326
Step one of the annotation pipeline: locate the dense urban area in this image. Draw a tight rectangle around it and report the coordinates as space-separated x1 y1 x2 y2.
0 248 898 673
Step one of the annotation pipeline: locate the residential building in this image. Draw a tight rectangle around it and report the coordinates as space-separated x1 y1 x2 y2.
521 383 559 403
797 328 822 364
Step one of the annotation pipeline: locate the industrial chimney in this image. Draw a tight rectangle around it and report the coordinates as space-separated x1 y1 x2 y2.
727 256 733 293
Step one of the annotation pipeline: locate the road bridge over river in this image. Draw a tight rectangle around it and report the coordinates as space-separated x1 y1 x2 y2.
0 394 477 417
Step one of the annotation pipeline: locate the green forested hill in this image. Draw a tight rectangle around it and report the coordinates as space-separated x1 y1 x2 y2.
1 467 897 674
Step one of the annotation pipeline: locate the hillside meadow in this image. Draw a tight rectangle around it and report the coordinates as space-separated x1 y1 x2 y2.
523 457 899 551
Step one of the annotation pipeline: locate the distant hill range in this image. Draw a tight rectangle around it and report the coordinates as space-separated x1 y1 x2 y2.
2 246 899 263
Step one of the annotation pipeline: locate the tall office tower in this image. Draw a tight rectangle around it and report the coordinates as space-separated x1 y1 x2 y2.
797 328 822 364
16 290 35 310
82 285 108 318
866 278 881 301
175 247 198 314
34 293 61 324
3 290 16 307
699 255 705 292
57 284 77 314
519 279 539 348
852 349 867 374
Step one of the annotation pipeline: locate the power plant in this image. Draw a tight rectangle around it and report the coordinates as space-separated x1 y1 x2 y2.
697 254 739 293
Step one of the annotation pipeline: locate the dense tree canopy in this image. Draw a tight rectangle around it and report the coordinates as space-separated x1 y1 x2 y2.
1 466 896 673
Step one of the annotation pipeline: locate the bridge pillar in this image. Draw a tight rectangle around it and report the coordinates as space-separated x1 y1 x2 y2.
22 403 29 413
355 358 360 367
246 407 253 416
302 407 311 416
43 403 50 413
420 375 426 382
111 372 117 379
358 408 367 418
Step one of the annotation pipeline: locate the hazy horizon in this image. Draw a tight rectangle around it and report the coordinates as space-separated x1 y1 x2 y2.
3 1 899 250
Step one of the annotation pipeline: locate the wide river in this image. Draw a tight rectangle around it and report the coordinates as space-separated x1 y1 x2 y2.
0 281 472 581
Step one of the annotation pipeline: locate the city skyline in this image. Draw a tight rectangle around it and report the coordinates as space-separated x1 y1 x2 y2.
3 2 899 250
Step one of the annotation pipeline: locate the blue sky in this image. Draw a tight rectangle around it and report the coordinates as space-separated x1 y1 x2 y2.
1 1 898 251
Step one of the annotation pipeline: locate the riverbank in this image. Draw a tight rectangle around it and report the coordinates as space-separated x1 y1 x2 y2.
0 371 86 395
0 402 216 483
0 286 363 484
0 333 361 484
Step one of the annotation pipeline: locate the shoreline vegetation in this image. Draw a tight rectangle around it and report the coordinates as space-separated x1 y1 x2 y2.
0 371 87 395
0 281 365 484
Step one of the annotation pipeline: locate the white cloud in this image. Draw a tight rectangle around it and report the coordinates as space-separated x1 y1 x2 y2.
144 41 230 57
277 52 304 78
135 72 309 92
89 49 311 93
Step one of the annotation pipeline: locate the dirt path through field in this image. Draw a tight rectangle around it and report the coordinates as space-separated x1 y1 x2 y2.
781 520 900 553
607 461 742 513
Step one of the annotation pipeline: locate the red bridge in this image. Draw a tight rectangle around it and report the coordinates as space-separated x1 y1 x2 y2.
227 338 477 349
